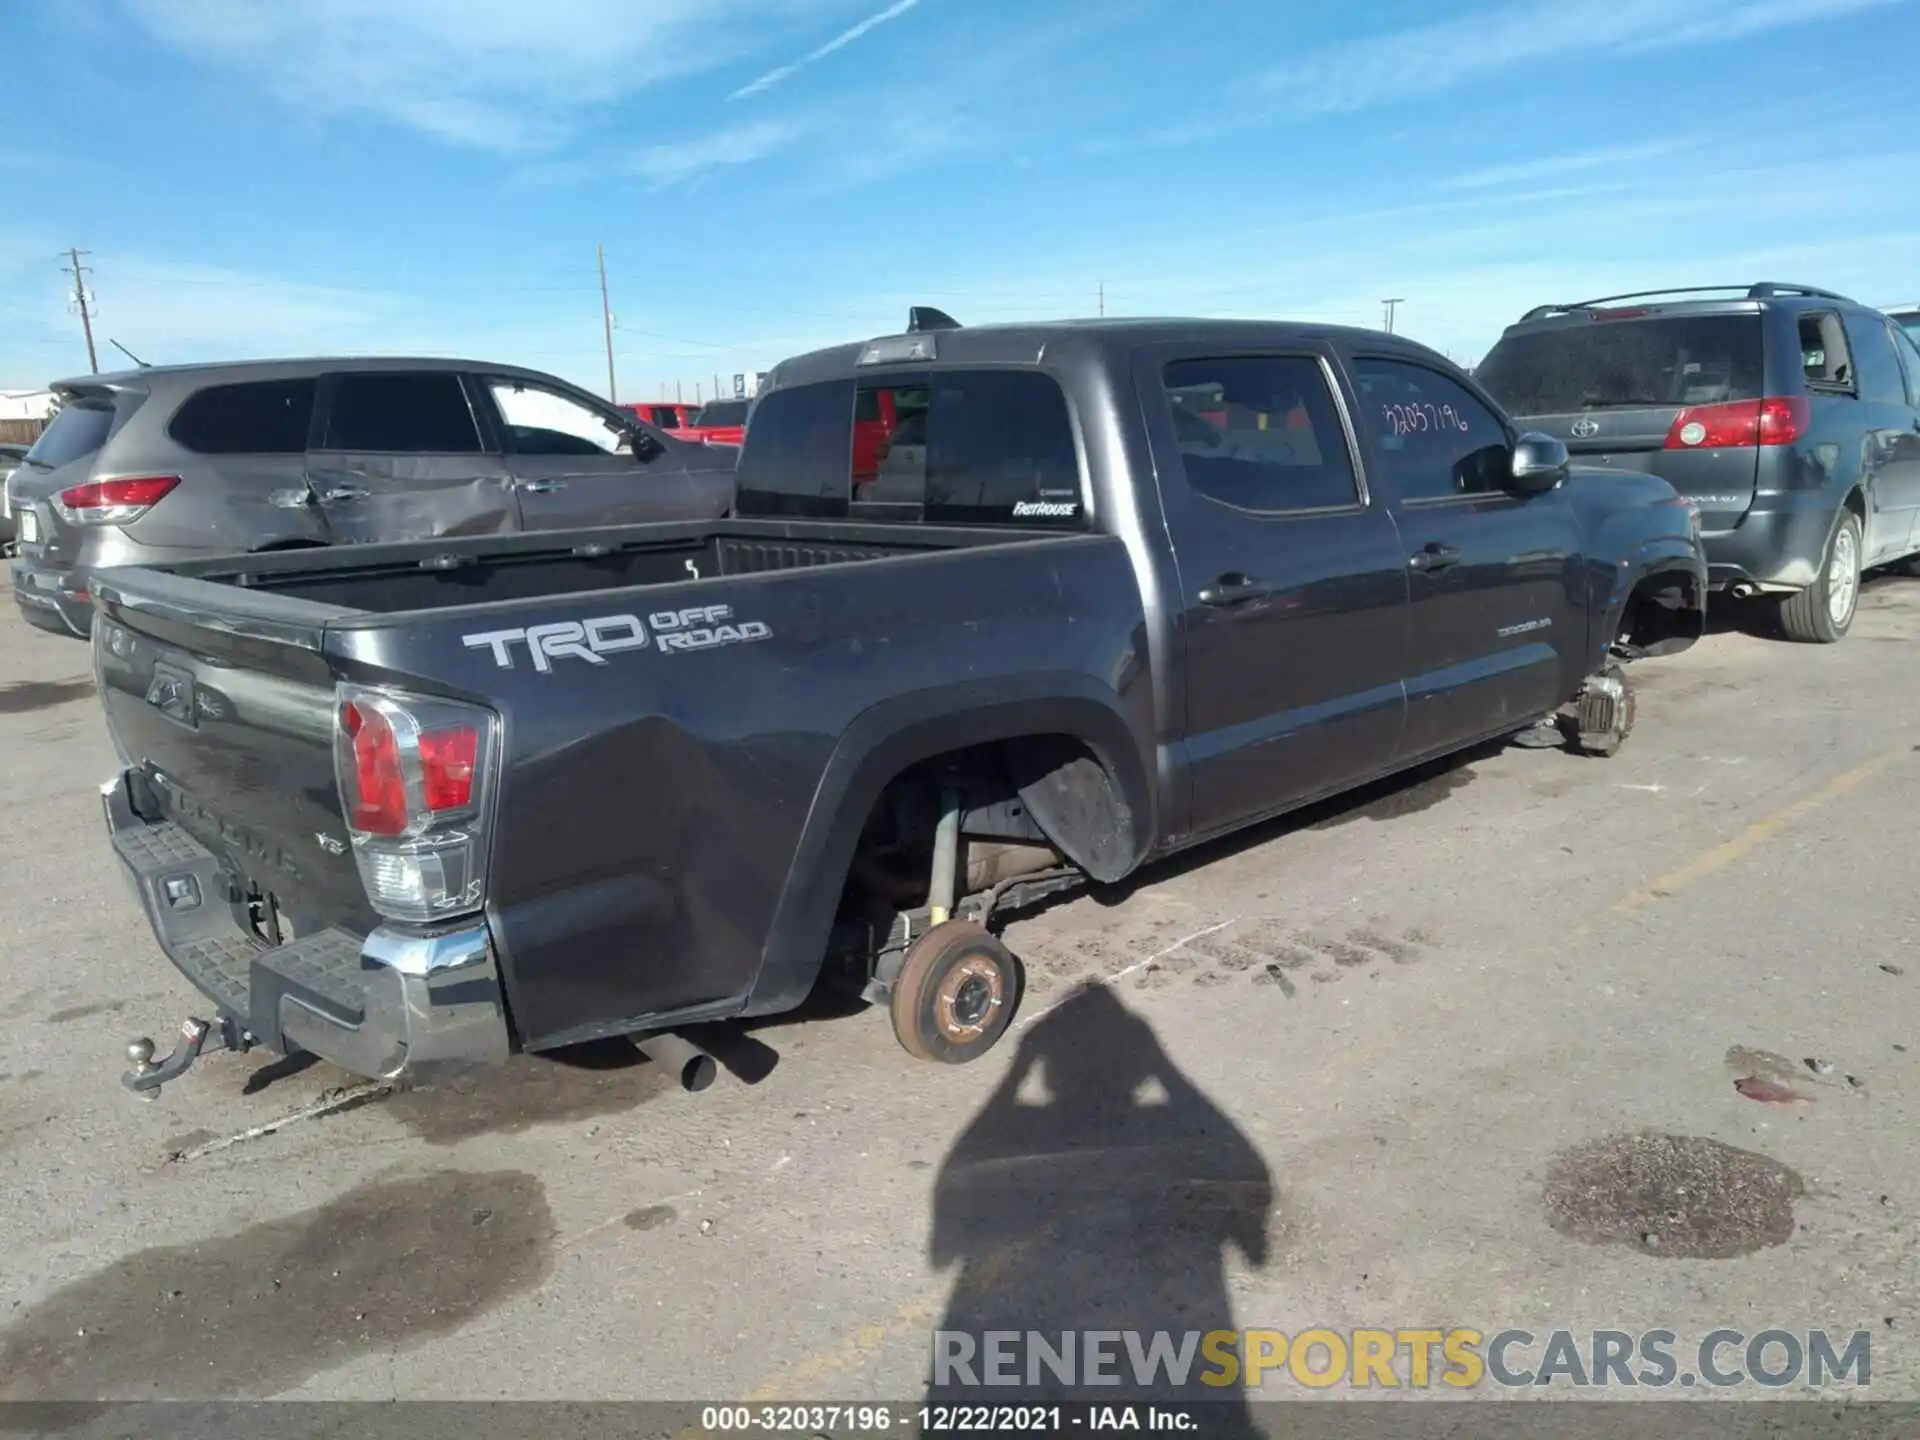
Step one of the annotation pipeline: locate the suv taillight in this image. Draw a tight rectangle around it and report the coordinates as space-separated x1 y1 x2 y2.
334 687 498 923
55 475 180 525
1663 397 1808 450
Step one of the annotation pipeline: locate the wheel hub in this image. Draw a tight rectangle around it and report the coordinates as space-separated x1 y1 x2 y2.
934 955 1004 1041
1828 525 1859 626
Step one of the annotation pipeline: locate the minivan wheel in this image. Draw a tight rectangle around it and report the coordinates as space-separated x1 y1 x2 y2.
1778 510 1861 644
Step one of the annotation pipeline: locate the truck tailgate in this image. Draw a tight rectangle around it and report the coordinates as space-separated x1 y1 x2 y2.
92 576 376 938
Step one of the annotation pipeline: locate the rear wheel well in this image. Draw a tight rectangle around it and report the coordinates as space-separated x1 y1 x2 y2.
1843 487 1866 524
1618 567 1703 656
844 734 1129 913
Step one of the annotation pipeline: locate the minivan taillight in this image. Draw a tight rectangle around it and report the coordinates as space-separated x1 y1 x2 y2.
55 475 179 525
334 687 498 923
1663 396 1808 450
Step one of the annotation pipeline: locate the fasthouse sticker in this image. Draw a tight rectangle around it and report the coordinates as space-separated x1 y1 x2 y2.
464 604 772 672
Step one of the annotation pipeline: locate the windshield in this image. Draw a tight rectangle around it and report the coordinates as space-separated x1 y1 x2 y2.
1477 314 1764 415
1896 312 1920 344
695 401 749 426
23 400 116 470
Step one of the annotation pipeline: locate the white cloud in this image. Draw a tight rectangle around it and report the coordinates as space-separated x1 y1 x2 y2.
119 0 825 151
1248 0 1904 119
632 119 805 186
1436 139 1699 191
729 0 922 99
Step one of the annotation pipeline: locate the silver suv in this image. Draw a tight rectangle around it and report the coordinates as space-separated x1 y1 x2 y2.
9 357 736 638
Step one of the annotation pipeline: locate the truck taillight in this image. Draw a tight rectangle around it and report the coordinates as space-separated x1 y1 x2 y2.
56 475 180 525
1663 396 1808 450
334 687 498 923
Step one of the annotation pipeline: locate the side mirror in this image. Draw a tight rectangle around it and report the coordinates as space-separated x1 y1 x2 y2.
1509 432 1568 492
625 426 665 461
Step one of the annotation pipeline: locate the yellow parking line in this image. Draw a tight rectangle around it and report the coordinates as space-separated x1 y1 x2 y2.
724 744 1911 1402
1609 746 1907 919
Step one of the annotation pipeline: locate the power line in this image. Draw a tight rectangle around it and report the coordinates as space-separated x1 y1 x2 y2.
65 248 98 373
597 241 617 404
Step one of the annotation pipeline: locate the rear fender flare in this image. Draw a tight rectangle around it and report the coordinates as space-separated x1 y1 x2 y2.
743 674 1153 1015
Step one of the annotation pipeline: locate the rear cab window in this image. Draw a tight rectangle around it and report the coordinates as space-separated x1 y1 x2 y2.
1477 314 1764 416
735 369 1084 528
169 378 316 454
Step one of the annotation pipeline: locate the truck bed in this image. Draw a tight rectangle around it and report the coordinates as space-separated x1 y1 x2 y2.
144 518 1038 618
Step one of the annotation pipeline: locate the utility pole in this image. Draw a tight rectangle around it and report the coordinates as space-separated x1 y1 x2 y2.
676 379 683 403
1098 281 1105 318
597 242 617 403
65 248 99 373
1381 297 1404 335
695 381 703 404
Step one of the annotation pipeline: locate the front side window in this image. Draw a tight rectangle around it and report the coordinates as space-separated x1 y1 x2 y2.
322 373 483 454
488 379 629 456
1159 355 1358 513
169 378 316 455
1894 327 1920 409
1352 358 1511 501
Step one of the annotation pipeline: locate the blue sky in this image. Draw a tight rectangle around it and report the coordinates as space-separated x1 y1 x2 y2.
3 0 1916 398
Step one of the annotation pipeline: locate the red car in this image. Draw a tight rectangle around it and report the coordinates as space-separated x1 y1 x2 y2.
683 399 750 447
622 401 698 432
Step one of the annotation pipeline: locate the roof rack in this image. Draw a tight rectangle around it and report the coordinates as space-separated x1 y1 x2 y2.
1520 282 1856 323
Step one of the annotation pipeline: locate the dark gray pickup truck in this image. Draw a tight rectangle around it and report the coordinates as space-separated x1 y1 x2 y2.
92 314 1706 1094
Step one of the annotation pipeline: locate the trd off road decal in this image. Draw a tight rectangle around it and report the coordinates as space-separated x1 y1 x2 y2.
463 604 772 672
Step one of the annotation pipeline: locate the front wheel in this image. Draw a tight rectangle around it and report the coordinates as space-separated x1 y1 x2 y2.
1778 510 1861 643
889 920 1021 1064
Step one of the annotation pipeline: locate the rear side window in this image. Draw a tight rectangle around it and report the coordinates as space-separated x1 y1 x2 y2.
1159 355 1358 513
1477 315 1764 414
169 378 316 454
1797 312 1854 392
321 373 483 454
736 371 1083 526
695 400 750 427
1844 313 1906 406
24 401 117 470
648 405 682 429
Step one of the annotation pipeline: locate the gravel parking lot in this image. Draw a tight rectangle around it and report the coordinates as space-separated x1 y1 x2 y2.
2 570 1918 1407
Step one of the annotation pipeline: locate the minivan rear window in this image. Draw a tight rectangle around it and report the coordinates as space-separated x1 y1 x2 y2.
1477 314 1764 416
24 400 117 471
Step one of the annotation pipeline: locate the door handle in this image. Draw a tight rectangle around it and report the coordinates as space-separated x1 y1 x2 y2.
516 480 567 495
320 486 369 503
1198 573 1274 607
1408 542 1461 573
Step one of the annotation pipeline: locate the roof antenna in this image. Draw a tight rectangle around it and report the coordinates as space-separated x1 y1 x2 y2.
907 306 961 333
109 338 150 368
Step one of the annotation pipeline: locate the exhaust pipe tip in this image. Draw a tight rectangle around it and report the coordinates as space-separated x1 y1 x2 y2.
636 1032 719 1093
1728 581 1758 599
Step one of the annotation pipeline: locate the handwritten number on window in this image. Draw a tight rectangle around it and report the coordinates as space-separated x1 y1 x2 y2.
1381 401 1471 438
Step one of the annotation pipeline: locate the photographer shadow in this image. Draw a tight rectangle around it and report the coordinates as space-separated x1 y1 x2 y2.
927 983 1272 1433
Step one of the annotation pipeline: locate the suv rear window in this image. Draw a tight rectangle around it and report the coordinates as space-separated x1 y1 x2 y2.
1477 314 1764 415
169 378 317 454
24 400 117 471
735 371 1082 526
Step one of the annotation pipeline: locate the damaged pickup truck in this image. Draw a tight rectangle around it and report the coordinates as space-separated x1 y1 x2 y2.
92 312 1705 1094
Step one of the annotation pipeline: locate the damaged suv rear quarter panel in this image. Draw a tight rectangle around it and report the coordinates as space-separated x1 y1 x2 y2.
327 535 1157 1052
